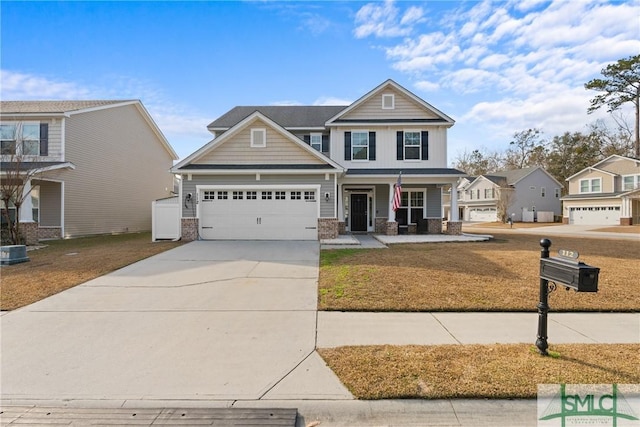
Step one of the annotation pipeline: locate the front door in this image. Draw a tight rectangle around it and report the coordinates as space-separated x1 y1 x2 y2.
350 194 368 232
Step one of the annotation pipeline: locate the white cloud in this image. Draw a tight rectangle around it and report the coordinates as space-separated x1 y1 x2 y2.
414 80 439 92
354 0 423 38
313 97 352 106
1 70 91 99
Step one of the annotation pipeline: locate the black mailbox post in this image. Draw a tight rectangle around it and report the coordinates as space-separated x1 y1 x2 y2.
536 239 600 355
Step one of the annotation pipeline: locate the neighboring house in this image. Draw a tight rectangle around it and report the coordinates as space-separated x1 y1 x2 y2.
562 155 640 225
0 100 178 242
454 167 563 222
171 79 466 241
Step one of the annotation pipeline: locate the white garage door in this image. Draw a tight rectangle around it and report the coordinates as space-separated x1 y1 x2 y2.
198 188 319 240
469 208 497 222
569 206 620 225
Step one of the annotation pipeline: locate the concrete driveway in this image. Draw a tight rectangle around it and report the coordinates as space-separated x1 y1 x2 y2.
0 240 351 404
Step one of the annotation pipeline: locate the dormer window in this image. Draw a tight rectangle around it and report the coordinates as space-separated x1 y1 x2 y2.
251 128 266 147
382 94 395 110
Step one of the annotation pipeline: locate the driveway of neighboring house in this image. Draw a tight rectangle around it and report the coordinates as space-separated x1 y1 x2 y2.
0 241 351 404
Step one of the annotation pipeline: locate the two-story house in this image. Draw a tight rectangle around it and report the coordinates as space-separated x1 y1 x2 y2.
454 168 563 222
0 101 178 243
171 80 466 241
562 155 640 225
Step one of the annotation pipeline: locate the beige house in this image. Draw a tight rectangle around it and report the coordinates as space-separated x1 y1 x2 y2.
562 155 640 225
1 100 178 242
172 79 466 241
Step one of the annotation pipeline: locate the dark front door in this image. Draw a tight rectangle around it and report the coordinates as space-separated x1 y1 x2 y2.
350 194 368 232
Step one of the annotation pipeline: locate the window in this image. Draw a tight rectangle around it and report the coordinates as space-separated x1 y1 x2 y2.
541 187 546 197
310 133 322 151
290 191 301 200
623 175 640 191
579 178 601 193
484 188 495 199
251 128 266 147
404 132 421 160
217 191 228 200
555 188 560 198
232 191 243 200
203 191 215 200
382 94 395 109
304 191 315 201
246 191 257 200
0 122 42 155
275 191 286 200
351 131 369 160
396 190 424 224
476 189 480 199
262 191 272 200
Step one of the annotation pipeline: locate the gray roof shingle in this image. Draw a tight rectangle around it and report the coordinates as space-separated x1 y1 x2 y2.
208 106 347 129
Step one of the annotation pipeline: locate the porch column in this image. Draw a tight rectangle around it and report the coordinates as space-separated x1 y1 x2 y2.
620 196 632 225
19 180 34 222
388 182 396 222
337 183 344 221
450 181 459 221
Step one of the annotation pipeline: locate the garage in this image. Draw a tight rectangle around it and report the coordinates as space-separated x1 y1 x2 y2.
469 207 497 222
197 186 319 240
569 206 620 225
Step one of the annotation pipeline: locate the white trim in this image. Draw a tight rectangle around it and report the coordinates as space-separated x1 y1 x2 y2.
61 180 65 238
579 177 602 194
382 93 395 110
350 130 370 162
310 132 322 151
60 117 66 161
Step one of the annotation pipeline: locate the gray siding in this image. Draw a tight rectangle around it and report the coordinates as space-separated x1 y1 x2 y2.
182 174 335 218
64 104 175 237
35 179 61 226
426 186 442 217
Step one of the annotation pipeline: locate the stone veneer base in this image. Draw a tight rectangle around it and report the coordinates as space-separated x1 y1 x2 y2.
445 221 462 235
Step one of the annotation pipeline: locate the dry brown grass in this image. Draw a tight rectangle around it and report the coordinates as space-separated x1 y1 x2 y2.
319 344 640 399
592 225 640 234
319 233 640 312
0 233 183 310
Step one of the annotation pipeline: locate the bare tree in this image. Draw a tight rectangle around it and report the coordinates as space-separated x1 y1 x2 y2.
453 148 503 176
1 122 43 245
496 185 517 223
504 129 547 170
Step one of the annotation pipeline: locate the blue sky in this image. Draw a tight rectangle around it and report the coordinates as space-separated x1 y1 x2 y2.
2 0 638 163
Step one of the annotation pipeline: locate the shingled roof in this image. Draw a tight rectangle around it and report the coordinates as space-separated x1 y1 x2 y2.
0 100 134 114
207 105 347 129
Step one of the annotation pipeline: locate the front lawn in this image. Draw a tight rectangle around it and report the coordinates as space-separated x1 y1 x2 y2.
0 233 183 310
319 343 640 399
319 233 640 311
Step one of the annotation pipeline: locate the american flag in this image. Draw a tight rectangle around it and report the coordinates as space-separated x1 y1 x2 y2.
392 173 402 211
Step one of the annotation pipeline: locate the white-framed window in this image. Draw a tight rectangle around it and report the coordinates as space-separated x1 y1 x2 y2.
397 190 425 224
262 191 272 200
0 122 41 155
404 131 421 160
203 191 215 200
310 133 322 151
232 191 244 200
275 191 286 200
579 178 601 193
382 93 395 109
304 191 315 201
351 131 369 161
217 191 228 200
290 191 301 200
484 188 495 199
246 191 257 200
555 188 560 198
250 128 266 148
622 174 640 191
541 187 546 197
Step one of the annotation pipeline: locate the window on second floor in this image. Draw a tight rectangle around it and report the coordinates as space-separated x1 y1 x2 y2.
541 187 546 197
484 188 495 199
310 133 322 151
404 132 421 160
623 174 640 191
351 131 369 161
0 122 48 156
579 178 601 193
397 131 428 161
555 188 561 198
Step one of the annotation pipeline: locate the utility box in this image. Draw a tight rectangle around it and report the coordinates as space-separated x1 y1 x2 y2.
539 256 599 292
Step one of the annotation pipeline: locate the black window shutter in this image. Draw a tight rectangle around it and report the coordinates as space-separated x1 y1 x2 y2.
39 123 49 156
368 131 376 161
303 135 310 145
421 131 429 160
322 134 329 153
344 132 351 161
396 131 404 160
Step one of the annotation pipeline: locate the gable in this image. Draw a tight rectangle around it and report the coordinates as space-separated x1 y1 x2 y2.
197 117 324 165
596 156 640 175
339 86 440 121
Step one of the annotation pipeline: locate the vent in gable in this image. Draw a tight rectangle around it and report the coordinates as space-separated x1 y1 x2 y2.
382 94 395 110
251 128 266 147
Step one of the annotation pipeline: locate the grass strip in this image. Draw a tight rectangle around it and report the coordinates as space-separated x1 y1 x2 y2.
318 343 640 400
